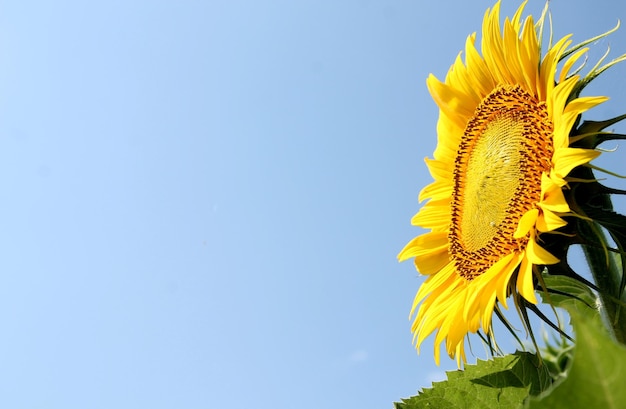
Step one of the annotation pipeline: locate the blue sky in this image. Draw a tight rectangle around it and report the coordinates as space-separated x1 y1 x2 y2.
0 1 625 408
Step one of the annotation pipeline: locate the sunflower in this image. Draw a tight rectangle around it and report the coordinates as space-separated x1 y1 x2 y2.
398 1 611 366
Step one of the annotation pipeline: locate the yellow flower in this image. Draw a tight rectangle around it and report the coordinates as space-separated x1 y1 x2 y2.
399 1 609 366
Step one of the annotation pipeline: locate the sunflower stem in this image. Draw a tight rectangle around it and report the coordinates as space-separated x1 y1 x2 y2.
567 148 626 343
580 216 626 344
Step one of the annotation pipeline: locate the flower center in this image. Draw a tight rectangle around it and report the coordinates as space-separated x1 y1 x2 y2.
449 85 553 280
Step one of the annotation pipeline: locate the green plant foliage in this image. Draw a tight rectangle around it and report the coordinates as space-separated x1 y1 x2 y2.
538 274 600 322
526 309 626 409
395 352 551 409
539 335 572 382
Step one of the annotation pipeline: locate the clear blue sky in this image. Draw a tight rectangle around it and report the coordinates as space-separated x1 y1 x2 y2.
0 1 625 408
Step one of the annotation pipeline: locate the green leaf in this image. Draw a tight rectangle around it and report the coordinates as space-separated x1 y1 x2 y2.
526 309 626 409
395 352 551 409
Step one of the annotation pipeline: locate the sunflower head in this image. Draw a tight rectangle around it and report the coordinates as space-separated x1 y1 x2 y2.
399 0 616 366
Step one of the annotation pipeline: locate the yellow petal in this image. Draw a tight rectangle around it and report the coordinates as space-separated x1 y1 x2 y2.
425 157 452 181
411 199 450 229
559 47 588 83
414 250 451 275
540 174 569 213
537 209 567 232
527 237 559 265
517 256 537 304
515 208 539 238
552 147 601 180
397 231 448 262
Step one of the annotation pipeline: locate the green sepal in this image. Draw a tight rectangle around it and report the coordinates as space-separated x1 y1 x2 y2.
538 274 600 324
571 113 626 149
582 206 626 247
569 46 626 99
539 335 572 383
560 20 620 62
